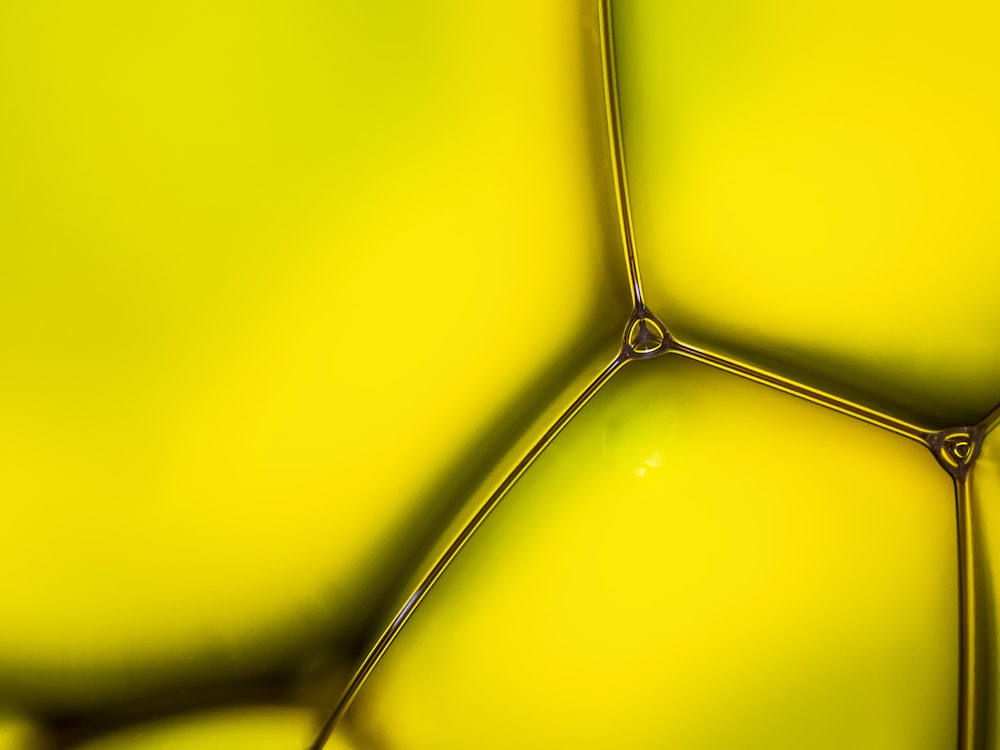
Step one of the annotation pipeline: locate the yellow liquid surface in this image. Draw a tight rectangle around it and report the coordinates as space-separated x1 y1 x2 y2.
0 0 997 747
75 708 351 750
0 0 625 713
611 0 1000 427
347 355 957 750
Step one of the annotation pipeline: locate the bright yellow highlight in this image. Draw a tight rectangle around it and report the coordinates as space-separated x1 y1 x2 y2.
76 707 353 750
0 713 47 750
611 0 1000 427
347 355 957 749
0 0 626 708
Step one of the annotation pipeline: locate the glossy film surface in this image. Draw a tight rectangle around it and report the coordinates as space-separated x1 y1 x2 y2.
0 0 998 748
610 0 1000 427
0 0 626 720
343 355 958 749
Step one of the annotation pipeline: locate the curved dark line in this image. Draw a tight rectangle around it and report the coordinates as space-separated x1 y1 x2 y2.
599 0 644 310
955 474 977 750
980 402 1000 438
670 341 932 445
307 355 625 750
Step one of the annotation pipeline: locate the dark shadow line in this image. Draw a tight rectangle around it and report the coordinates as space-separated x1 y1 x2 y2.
45 682 300 749
599 0 643 310
669 339 932 444
319 0 636 705
979 402 1000 438
956 475 977 750
954 465 999 750
310 0 999 744
306 353 625 750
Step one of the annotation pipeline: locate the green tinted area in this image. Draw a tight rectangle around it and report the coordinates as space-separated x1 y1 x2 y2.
74 707 352 750
972 430 1000 747
0 0 625 712
611 0 1000 428
343 355 957 750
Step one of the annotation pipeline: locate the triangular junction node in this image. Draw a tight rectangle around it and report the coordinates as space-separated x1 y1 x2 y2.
929 428 982 478
622 308 672 360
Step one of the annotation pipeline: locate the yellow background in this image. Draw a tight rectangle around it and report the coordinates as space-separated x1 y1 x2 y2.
612 0 1000 427
1 0 997 748
0 0 625 713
